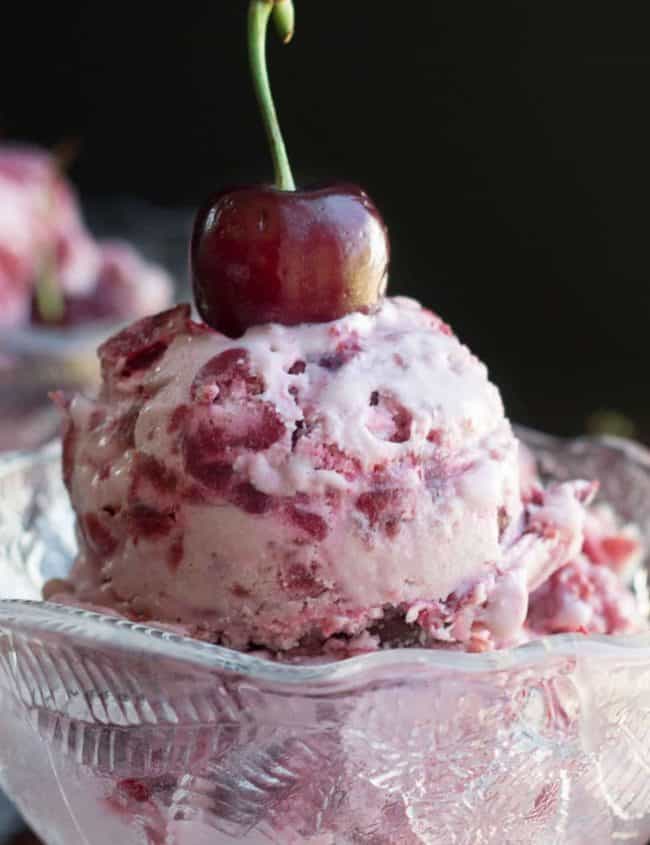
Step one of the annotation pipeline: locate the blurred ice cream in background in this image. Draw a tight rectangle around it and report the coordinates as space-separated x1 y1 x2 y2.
0 146 172 328
0 145 178 452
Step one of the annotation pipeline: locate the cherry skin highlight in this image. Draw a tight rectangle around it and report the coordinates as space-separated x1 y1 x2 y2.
191 184 389 337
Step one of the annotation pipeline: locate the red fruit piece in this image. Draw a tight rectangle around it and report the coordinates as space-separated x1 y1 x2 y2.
231 482 273 515
168 404 189 434
311 442 362 480
288 506 328 540
183 402 285 498
601 535 639 567
356 487 414 537
0 245 24 280
119 340 168 379
167 404 190 454
127 503 175 539
168 535 184 571
366 392 412 443
357 489 400 525
184 453 234 494
183 402 285 494
426 428 443 445
83 513 118 557
283 563 327 599
498 506 510 539
183 417 235 492
130 454 178 499
201 404 285 453
288 359 306 375
583 534 640 572
118 779 151 803
318 337 362 371
99 304 190 381
191 348 264 402
88 409 107 431
291 419 306 450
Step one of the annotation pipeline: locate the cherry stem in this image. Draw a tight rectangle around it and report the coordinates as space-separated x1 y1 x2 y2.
35 158 67 323
34 251 64 323
248 0 296 191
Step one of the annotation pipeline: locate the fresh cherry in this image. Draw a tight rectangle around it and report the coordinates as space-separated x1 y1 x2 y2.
191 0 390 338
191 183 389 337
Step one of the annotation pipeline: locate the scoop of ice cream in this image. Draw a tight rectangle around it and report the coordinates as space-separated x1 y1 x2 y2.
53 297 613 652
54 241 173 325
527 502 645 636
0 146 172 327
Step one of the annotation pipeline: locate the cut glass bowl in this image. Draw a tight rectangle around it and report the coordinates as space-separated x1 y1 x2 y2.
0 431 649 843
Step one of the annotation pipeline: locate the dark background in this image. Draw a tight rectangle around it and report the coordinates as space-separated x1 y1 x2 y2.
2 0 650 439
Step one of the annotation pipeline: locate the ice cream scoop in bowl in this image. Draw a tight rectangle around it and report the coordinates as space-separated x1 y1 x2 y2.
0 430 649 845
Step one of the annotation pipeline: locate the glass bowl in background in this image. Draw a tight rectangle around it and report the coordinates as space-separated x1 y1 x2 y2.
0 431 649 844
0 323 118 453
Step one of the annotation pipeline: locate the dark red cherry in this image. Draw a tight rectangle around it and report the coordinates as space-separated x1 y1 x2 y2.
191 183 389 337
192 2 391 336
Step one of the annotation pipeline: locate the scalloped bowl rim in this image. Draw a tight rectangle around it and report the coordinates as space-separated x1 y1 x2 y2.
2 437 650 690
2 601 650 690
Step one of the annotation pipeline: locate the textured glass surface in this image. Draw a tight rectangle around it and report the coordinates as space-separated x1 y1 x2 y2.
0 432 650 843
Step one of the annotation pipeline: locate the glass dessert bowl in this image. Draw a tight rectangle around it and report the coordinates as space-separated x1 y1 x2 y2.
0 429 649 845
0 321 119 453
